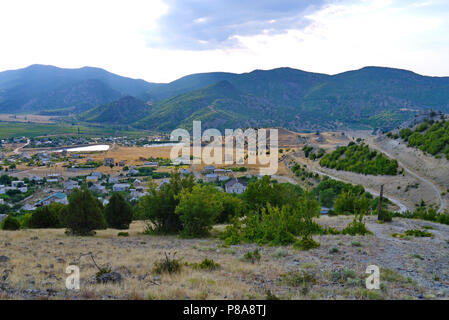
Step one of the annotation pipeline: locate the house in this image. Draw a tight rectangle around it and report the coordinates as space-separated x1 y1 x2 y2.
20 152 31 160
320 207 331 215
225 179 248 194
180 168 191 175
35 192 68 206
204 166 216 173
86 175 98 182
90 184 106 193
64 180 79 191
214 169 226 174
127 169 139 176
119 160 126 167
218 175 230 182
11 181 25 188
108 177 119 184
91 172 102 178
144 161 159 167
21 204 36 211
113 183 130 192
46 179 59 184
18 187 28 193
30 176 43 182
104 158 114 166
205 173 218 182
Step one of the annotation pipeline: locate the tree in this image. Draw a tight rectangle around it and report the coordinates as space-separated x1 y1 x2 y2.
218 193 243 223
1 216 21 230
137 171 195 234
29 203 65 228
64 188 106 235
105 193 133 229
175 184 223 237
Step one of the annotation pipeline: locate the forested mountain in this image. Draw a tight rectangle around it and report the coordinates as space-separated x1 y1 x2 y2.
2 64 449 130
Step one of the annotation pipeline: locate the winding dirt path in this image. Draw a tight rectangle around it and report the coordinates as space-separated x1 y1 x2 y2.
368 138 446 213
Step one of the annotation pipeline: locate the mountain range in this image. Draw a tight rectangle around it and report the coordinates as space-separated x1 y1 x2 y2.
1 64 449 131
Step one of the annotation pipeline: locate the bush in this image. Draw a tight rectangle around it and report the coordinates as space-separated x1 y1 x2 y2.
221 192 321 247
117 232 129 237
192 258 220 271
293 237 320 251
105 193 133 229
1 216 20 230
342 220 373 236
175 184 223 238
404 229 433 237
243 249 261 263
153 253 182 274
64 188 106 236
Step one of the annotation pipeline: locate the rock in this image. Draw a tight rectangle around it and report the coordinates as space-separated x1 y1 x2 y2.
0 255 10 262
96 272 122 284
56 258 65 263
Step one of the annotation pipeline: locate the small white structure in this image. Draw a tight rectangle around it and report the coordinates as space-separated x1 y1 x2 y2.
113 183 130 192
225 179 248 194
90 184 106 193
108 177 119 184
205 173 218 182
64 180 79 190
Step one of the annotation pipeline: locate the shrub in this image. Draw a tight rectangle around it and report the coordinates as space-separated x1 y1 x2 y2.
1 216 20 230
342 220 373 236
192 258 220 271
117 232 129 237
329 247 339 254
404 229 433 237
64 188 106 236
175 184 223 238
153 253 182 274
293 237 320 251
243 249 261 263
105 193 133 229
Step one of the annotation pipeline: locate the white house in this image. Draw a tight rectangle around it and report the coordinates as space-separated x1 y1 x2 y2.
113 183 130 192
64 180 79 190
205 173 218 182
11 181 25 188
225 179 248 194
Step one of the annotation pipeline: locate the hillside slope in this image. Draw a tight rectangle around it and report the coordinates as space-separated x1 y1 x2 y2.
80 96 151 124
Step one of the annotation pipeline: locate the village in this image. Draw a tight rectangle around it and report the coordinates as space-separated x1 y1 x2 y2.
0 134 256 223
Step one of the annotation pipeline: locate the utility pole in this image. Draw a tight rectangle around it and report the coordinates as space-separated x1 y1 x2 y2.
377 184 384 220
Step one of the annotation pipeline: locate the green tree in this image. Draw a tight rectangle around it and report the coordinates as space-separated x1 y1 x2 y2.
29 203 65 228
218 193 244 223
1 216 21 230
64 188 106 235
105 193 133 229
137 171 195 234
175 184 223 238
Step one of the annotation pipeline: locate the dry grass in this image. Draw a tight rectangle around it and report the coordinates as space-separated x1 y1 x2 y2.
1 217 446 300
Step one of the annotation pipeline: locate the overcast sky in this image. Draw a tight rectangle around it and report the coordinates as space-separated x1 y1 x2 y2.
0 0 448 82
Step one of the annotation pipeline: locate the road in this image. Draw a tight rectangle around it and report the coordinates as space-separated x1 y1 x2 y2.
284 153 409 213
368 138 446 213
13 139 30 154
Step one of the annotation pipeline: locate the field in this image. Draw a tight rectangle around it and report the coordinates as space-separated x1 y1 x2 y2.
0 217 448 300
0 121 152 138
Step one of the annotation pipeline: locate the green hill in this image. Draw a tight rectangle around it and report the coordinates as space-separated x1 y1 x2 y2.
80 96 151 124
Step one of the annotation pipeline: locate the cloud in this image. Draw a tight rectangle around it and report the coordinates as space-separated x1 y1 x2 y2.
145 0 330 50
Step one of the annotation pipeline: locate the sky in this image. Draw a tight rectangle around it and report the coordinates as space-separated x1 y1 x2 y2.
0 0 448 83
